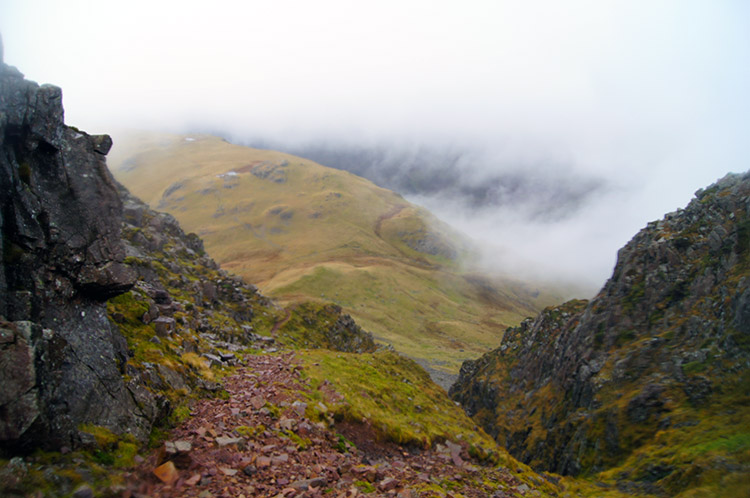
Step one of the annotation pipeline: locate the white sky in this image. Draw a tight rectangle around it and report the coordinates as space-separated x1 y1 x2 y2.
2 0 749 291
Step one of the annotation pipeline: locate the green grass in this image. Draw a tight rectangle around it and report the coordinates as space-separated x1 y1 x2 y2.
109 131 566 374
298 348 626 498
301 349 503 458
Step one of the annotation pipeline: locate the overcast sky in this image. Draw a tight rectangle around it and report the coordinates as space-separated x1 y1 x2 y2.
2 0 749 291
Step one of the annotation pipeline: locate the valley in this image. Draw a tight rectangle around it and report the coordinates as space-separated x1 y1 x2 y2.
2 53 748 498
107 132 565 379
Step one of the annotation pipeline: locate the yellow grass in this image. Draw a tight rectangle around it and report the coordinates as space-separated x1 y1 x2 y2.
109 131 565 373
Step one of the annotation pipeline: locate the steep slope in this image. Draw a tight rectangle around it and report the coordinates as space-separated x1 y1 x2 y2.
451 173 750 496
1 53 367 471
108 131 560 376
109 183 378 422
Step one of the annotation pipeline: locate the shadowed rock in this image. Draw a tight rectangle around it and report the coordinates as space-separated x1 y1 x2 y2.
0 60 157 451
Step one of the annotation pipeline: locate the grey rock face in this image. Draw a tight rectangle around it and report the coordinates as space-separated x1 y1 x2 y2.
0 61 156 451
0 321 42 441
451 172 750 482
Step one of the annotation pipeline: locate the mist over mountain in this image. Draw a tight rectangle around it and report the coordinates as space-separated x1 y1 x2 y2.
4 1 748 291
247 139 606 222
233 136 622 292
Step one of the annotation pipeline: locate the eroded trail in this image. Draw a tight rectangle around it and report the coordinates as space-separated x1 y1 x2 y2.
270 309 292 336
373 205 406 239
126 352 529 497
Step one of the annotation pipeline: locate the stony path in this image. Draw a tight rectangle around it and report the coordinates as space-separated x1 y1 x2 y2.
126 352 531 497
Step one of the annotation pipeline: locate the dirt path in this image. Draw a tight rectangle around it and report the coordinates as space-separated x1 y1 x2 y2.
270 309 292 336
373 205 406 239
125 351 532 497
373 205 439 271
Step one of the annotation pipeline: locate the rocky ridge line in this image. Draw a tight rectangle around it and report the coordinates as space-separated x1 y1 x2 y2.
451 172 750 495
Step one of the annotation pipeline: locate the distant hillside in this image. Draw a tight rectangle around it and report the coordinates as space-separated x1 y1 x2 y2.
451 173 750 496
108 132 563 378
247 139 604 222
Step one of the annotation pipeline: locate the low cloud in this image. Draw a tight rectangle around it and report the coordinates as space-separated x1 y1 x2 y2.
2 0 748 293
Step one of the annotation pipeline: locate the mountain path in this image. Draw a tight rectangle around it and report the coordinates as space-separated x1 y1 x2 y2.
125 351 531 497
373 205 406 239
373 205 439 271
270 309 292 336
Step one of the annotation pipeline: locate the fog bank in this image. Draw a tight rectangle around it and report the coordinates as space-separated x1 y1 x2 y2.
2 0 748 291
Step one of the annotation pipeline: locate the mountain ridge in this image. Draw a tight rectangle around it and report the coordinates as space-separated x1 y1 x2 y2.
450 171 750 496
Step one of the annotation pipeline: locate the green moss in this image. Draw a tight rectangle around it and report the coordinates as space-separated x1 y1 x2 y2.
113 441 138 468
108 292 150 327
354 480 376 493
123 255 147 266
92 449 115 465
282 430 311 450
236 425 265 439
616 329 637 346
335 433 354 453
300 350 502 459
264 401 282 419
78 424 120 448
623 280 646 312
148 426 169 449
682 361 708 375
169 404 192 425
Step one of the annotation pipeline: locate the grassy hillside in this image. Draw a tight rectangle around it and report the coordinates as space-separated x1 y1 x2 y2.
108 132 560 375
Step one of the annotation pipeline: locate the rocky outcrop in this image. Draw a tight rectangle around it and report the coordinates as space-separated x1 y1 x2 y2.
112 183 280 367
0 60 157 450
451 173 750 493
277 302 377 353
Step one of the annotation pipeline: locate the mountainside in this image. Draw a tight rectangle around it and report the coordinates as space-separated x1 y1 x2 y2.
107 131 562 378
451 173 750 496
0 55 359 453
247 140 604 222
0 60 586 498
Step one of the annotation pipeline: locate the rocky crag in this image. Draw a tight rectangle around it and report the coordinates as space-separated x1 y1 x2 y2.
0 55 148 450
451 173 750 495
